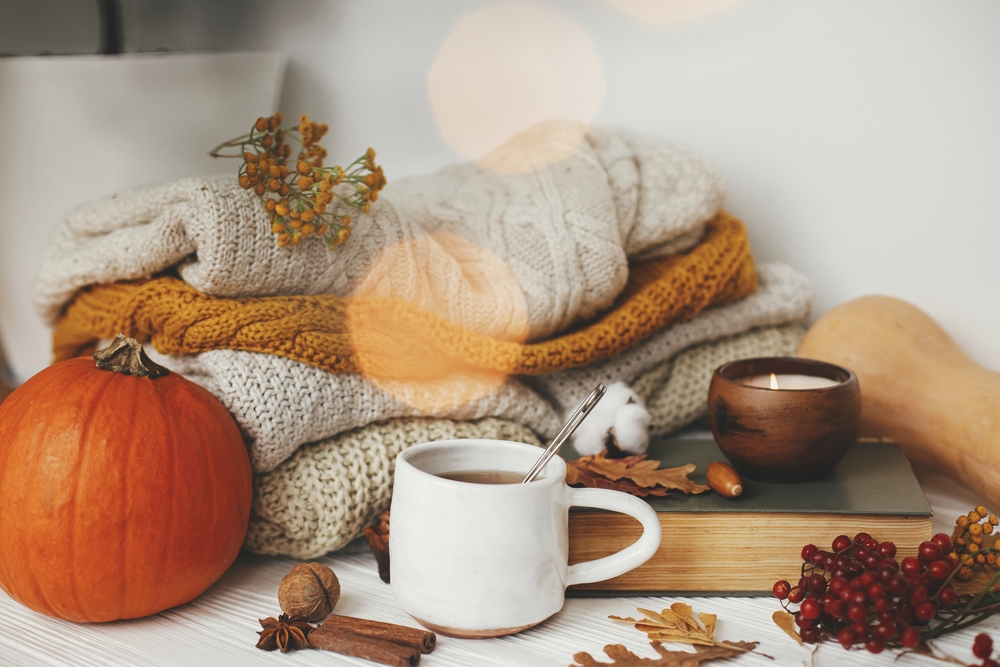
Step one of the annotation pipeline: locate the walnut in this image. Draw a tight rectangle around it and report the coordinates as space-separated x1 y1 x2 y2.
278 562 340 623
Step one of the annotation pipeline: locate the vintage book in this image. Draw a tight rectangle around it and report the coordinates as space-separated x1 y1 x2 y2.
566 436 933 595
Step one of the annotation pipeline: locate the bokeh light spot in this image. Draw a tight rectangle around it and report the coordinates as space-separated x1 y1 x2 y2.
428 1 605 171
347 230 529 412
604 0 744 26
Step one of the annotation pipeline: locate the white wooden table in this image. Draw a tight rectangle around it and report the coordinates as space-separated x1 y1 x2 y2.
2 468 997 667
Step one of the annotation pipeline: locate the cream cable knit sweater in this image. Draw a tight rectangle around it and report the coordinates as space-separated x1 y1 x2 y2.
36 122 723 342
148 261 807 473
244 417 541 559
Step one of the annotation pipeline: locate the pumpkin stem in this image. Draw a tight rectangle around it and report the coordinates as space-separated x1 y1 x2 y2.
93 334 169 379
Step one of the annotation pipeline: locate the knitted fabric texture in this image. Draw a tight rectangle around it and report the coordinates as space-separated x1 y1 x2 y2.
148 349 559 473
53 213 756 382
37 122 724 342
531 261 813 419
633 324 807 436
138 261 804 473
245 417 541 558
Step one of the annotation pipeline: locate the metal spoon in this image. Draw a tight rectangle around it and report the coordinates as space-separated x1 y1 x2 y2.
521 383 607 483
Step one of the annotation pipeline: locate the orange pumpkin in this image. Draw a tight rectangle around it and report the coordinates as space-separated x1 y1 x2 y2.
0 335 252 622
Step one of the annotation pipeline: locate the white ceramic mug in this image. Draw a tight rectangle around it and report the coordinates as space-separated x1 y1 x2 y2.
390 439 661 638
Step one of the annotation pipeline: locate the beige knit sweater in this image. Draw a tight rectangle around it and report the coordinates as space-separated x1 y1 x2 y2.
245 417 541 558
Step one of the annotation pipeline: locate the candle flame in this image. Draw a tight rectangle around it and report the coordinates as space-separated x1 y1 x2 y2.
770 372 779 390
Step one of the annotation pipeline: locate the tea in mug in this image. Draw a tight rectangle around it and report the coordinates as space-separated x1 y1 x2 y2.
437 469 525 484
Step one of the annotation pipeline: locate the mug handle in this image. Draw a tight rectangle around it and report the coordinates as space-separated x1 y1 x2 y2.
565 487 662 587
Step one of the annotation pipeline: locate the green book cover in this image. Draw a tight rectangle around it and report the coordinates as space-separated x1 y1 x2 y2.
565 436 931 516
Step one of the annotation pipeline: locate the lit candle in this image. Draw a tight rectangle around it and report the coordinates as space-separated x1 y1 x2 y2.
739 372 840 390
709 356 860 483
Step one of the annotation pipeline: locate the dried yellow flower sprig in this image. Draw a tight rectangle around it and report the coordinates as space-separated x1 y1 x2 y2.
210 112 386 249
950 505 1000 581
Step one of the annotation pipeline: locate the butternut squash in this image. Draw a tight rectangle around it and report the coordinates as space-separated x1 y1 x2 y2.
797 296 1000 508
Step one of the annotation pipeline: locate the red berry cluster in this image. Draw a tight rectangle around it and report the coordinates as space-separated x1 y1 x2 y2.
969 632 1000 667
773 531 960 653
972 633 998 667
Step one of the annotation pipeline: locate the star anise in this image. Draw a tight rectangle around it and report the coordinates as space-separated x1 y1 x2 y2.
256 613 313 652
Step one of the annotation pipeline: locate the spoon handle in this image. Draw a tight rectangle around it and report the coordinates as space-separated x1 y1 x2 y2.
521 383 607 484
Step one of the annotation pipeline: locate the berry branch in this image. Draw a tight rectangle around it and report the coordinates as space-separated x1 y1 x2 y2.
772 506 1000 656
210 112 386 249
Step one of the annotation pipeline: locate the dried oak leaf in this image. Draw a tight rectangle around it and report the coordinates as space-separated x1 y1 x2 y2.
611 603 724 647
570 640 758 667
566 460 670 497
567 454 710 497
771 611 802 646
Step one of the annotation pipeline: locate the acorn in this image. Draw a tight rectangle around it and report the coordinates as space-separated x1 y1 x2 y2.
706 461 743 499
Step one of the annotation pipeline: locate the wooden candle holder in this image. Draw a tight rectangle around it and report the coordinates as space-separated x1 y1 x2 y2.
707 357 861 483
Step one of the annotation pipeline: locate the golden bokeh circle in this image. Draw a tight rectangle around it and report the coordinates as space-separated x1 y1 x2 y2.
347 231 529 412
428 1 605 171
604 0 744 26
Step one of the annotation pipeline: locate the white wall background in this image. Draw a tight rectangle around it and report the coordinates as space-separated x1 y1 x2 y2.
2 0 998 374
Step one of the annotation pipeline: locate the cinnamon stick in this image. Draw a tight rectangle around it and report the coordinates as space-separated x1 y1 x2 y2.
319 614 436 653
364 525 391 583
308 625 420 667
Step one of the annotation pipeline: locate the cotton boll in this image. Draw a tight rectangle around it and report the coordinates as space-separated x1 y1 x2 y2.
613 401 651 454
571 382 650 456
572 412 613 456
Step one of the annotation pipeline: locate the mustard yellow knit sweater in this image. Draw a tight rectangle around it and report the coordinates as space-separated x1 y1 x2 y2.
54 213 756 381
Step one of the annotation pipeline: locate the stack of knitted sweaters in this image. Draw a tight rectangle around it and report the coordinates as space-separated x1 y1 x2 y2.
36 122 812 558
